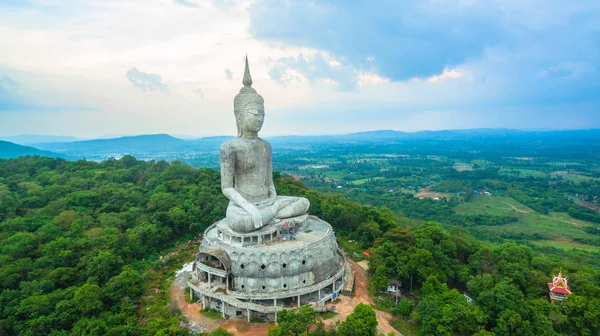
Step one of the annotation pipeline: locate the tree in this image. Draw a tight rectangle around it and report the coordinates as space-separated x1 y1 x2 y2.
103 266 144 302
269 305 318 336
357 219 381 247
85 250 124 284
383 228 414 249
415 276 487 335
338 303 377 336
74 283 103 314
53 210 79 229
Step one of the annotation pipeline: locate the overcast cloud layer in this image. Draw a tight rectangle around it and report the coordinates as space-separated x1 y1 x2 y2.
0 0 598 137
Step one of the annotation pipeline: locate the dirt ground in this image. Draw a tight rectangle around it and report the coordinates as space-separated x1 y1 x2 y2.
222 319 271 336
357 260 370 271
324 262 400 336
171 261 401 335
170 265 222 334
415 186 449 200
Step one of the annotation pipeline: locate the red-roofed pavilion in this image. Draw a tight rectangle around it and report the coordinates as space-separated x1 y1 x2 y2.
548 270 572 304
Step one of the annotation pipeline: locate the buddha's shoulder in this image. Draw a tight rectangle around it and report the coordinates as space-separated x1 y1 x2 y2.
259 137 271 148
220 138 271 150
220 138 243 150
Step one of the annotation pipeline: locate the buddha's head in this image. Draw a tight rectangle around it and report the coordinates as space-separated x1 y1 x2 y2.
234 56 264 137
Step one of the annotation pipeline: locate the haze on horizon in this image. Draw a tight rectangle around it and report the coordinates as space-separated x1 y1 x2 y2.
1 0 599 138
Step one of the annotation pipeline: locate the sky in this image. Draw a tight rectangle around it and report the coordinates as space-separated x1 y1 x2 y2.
0 0 599 138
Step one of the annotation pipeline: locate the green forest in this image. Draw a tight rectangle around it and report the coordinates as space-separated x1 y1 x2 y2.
1 156 599 335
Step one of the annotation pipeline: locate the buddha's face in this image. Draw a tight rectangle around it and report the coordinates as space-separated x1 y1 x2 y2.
240 105 265 134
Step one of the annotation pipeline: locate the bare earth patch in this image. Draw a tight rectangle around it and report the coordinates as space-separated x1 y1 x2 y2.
415 186 450 200
325 262 401 336
170 266 221 334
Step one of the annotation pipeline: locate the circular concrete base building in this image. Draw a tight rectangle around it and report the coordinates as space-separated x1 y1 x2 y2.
187 215 347 321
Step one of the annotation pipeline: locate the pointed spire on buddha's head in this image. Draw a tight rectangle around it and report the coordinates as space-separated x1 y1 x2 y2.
242 54 253 87
233 55 264 137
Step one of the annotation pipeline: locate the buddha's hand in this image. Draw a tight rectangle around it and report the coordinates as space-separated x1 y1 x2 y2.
244 204 263 229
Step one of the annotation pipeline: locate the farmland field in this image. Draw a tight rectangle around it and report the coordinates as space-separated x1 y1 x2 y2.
454 195 600 251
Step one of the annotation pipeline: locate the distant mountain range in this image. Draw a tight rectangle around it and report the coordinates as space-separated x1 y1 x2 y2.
2 129 600 161
0 141 61 159
34 134 183 153
0 134 80 145
32 134 232 159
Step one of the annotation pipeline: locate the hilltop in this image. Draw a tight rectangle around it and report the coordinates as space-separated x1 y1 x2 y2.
0 140 61 159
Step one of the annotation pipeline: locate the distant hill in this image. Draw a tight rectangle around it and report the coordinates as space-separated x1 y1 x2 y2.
0 134 80 145
34 134 184 157
345 130 406 139
338 128 600 142
21 129 600 161
0 140 61 159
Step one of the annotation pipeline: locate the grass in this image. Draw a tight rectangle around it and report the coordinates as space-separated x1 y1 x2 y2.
391 317 419 336
454 195 600 252
320 311 337 320
350 177 383 185
337 237 363 255
373 297 396 314
453 162 473 171
201 308 222 320
184 286 194 303
372 296 419 335
323 171 346 179
533 240 600 252
499 168 549 178
498 167 598 183
550 172 599 183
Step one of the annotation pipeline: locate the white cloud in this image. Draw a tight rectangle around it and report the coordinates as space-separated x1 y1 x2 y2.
358 72 389 86
1 0 598 136
427 69 464 83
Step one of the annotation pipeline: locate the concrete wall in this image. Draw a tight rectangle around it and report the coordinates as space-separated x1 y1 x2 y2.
200 218 344 294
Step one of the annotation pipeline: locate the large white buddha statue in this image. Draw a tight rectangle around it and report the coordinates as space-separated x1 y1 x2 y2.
220 57 310 233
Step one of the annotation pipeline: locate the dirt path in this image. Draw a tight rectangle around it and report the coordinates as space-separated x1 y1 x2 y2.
576 201 600 214
551 216 586 227
352 262 401 336
500 201 530 214
501 201 589 228
324 262 400 335
170 263 222 334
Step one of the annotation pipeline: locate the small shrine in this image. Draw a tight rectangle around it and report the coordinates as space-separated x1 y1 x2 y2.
548 270 572 304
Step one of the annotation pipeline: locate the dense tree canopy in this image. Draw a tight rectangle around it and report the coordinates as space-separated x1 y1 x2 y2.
0 156 226 335
1 156 599 335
